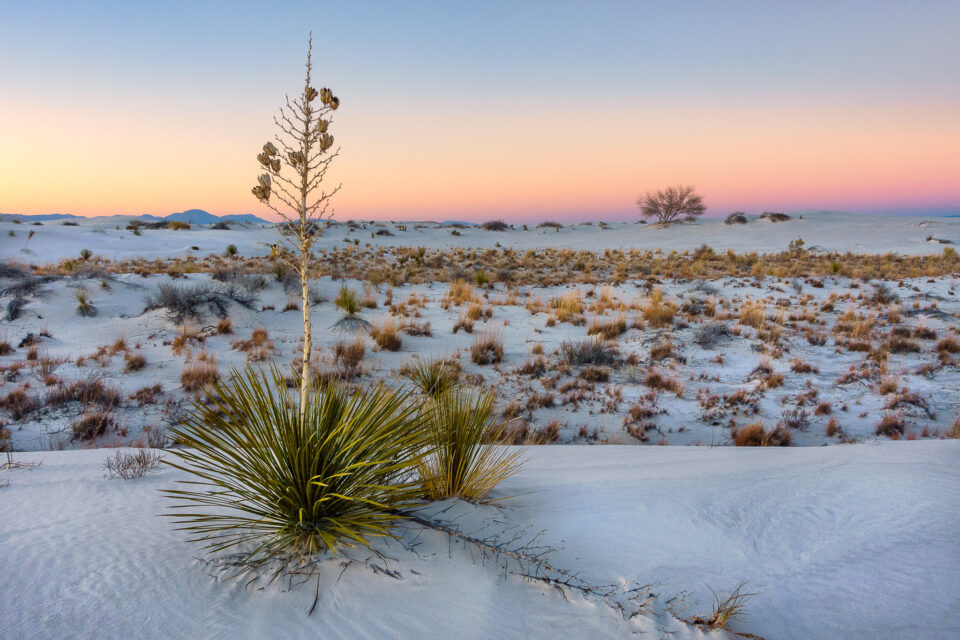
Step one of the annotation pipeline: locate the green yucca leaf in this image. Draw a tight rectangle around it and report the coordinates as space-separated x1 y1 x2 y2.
418 388 524 503
163 365 427 571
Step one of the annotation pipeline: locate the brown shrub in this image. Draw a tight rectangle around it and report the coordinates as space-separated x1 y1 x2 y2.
471 329 503 365
731 422 792 446
180 357 219 392
71 410 115 440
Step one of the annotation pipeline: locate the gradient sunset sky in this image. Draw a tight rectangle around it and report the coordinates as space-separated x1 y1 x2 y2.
2 1 958 222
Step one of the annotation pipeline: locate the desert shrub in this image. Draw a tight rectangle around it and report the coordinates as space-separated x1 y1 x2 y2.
537 221 563 229
694 323 729 348
739 301 766 328
224 244 238 257
104 448 163 479
164 367 426 569
549 290 585 325
211 267 266 292
731 423 791 446
216 317 233 334
481 220 509 231
0 341 12 356
144 282 257 323
6 297 27 321
637 185 705 223
758 211 791 222
406 358 459 397
418 389 523 502
649 339 673 361
370 317 402 351
724 212 747 225
71 410 115 440
559 336 619 366
470 329 503 364
167 221 190 230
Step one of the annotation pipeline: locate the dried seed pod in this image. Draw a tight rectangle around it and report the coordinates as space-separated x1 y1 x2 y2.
263 142 278 156
257 152 271 167
270 158 281 173
257 173 272 189
251 185 271 202
305 86 318 102
288 151 304 166
329 96 339 110
316 119 328 133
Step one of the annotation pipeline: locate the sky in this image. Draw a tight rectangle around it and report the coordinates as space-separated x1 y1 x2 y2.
1 0 959 222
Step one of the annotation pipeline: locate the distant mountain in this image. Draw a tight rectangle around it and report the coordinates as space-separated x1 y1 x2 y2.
0 210 270 224
0 213 81 221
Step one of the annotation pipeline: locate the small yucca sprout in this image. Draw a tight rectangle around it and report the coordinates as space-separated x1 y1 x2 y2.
418 389 523 503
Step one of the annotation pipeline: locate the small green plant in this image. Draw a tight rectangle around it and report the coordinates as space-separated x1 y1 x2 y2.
474 269 488 287
79 248 93 261
406 358 458 397
224 244 238 257
74 288 97 317
335 285 361 315
418 389 523 503
164 366 426 570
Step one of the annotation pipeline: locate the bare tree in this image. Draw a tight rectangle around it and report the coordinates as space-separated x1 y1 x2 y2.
251 34 340 421
637 185 705 224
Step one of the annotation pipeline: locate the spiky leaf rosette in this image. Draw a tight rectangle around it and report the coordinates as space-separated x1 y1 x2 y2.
164 366 425 570
406 358 458 398
418 389 524 503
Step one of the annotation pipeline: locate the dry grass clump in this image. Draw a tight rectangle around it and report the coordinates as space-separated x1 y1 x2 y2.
452 312 474 334
948 418 960 439
216 317 233 334
71 410 115 440
731 422 791 446
470 328 504 365
738 300 766 329
47 377 121 410
180 354 219 392
172 323 204 356
0 384 42 420
641 288 675 328
231 328 276 362
332 336 366 378
649 339 673 361
74 288 97 317
688 582 757 633
370 317 402 351
549 290 585 325
936 336 959 354
559 336 619 367
446 279 477 306
643 369 684 396
123 351 147 372
876 413 906 437
587 314 626 340
104 448 164 479
0 341 12 356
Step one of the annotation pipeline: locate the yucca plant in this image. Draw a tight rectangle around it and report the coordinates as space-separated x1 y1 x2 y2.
406 358 458 397
164 366 426 572
332 285 369 331
418 389 523 503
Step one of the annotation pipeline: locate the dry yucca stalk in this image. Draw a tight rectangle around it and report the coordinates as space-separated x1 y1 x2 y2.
251 33 341 423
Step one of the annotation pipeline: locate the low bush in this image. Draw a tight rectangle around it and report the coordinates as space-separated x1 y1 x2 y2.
71 410 115 440
104 448 163 479
144 282 258 323
731 422 792 446
470 329 504 365
559 336 619 366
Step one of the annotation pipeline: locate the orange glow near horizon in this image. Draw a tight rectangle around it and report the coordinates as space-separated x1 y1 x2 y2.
2 98 958 221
